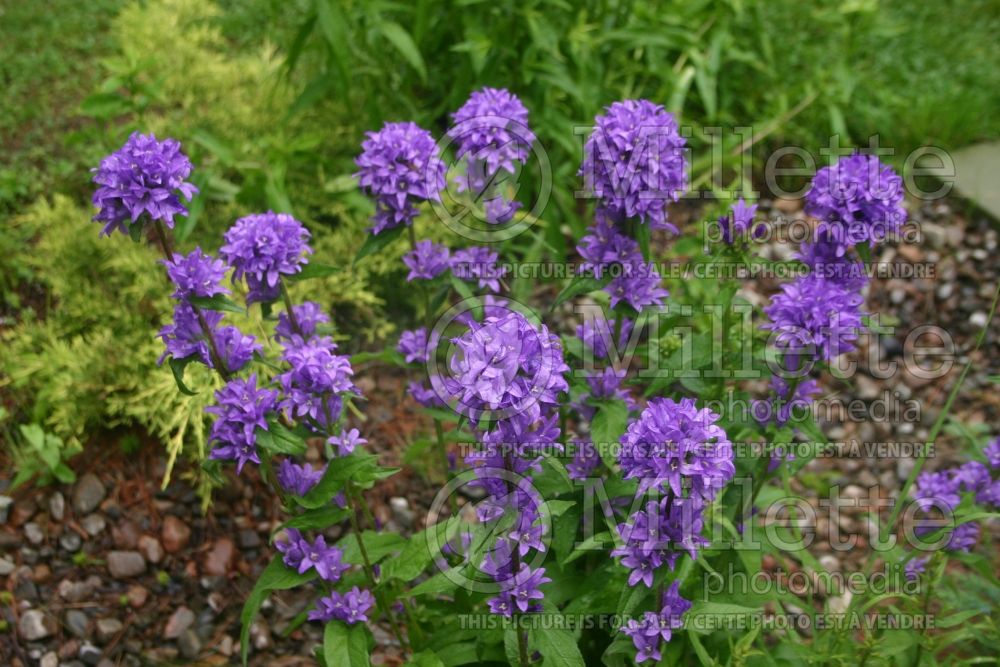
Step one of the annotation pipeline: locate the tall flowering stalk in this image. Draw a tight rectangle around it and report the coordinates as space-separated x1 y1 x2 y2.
91 134 407 660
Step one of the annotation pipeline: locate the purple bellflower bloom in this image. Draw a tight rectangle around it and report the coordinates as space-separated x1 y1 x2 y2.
91 131 198 236
220 212 312 302
403 240 450 281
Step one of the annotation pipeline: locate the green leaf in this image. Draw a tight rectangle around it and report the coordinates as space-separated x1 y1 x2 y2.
128 221 145 243
405 650 445 667
355 225 405 265
379 22 427 83
552 275 604 310
288 262 341 282
315 0 351 93
530 625 585 667
338 530 407 565
278 506 351 532
168 356 198 396
53 463 77 485
590 399 629 466
189 294 245 314
299 453 379 509
323 621 370 667
255 419 307 457
241 557 316 664
408 570 459 598
78 92 130 119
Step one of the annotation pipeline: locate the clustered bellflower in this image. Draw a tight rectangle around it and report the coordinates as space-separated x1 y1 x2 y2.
91 131 198 236
576 214 669 311
355 121 447 234
206 375 278 473
437 305 569 616
158 250 261 374
908 451 1000 554
621 581 693 663
448 87 535 224
403 240 450 281
805 153 906 254
580 99 687 232
220 211 312 303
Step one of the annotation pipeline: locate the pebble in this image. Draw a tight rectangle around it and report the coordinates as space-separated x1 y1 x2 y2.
96 617 123 643
11 498 36 526
24 522 44 545
81 514 107 536
112 521 140 550
40 652 58 667
126 584 149 608
969 311 988 328
819 555 840 572
0 557 14 575
18 609 56 640
78 642 102 666
161 516 191 553
60 532 82 553
389 497 414 529
48 492 65 522
202 538 235 576
237 529 261 549
66 609 90 638
58 578 96 602
164 606 195 639
178 629 202 659
72 474 106 515
107 550 146 578
137 535 164 564
250 619 271 650
59 640 81 660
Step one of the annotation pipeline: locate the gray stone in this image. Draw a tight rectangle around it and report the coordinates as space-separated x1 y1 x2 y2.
24 522 44 545
80 514 106 536
178 629 202 660
18 609 56 640
58 578 97 603
40 652 58 667
0 557 14 575
237 529 261 549
137 535 164 564
95 617 123 643
107 551 145 579
163 606 195 639
60 532 82 553
48 492 66 521
72 474 106 515
0 495 11 524
389 497 414 529
79 642 103 666
65 609 90 638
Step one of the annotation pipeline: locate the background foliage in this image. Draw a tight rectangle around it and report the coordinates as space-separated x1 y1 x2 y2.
1 0 998 494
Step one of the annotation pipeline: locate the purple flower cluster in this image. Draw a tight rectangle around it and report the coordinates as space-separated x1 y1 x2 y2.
806 153 906 253
397 328 430 364
162 249 229 300
621 581 692 663
91 132 198 236
576 215 668 311
762 273 865 364
751 376 821 428
277 459 324 496
909 451 1000 553
450 246 506 293
206 375 278 473
278 336 356 432
443 310 568 422
448 88 535 224
308 587 376 624
274 301 330 343
276 529 350 582
220 212 312 303
158 273 260 374
796 231 868 292
579 100 687 232
566 441 601 480
355 121 447 234
403 240 450 281
614 398 734 587
717 198 762 245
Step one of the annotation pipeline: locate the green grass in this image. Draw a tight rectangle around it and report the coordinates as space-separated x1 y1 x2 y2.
0 0 125 210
